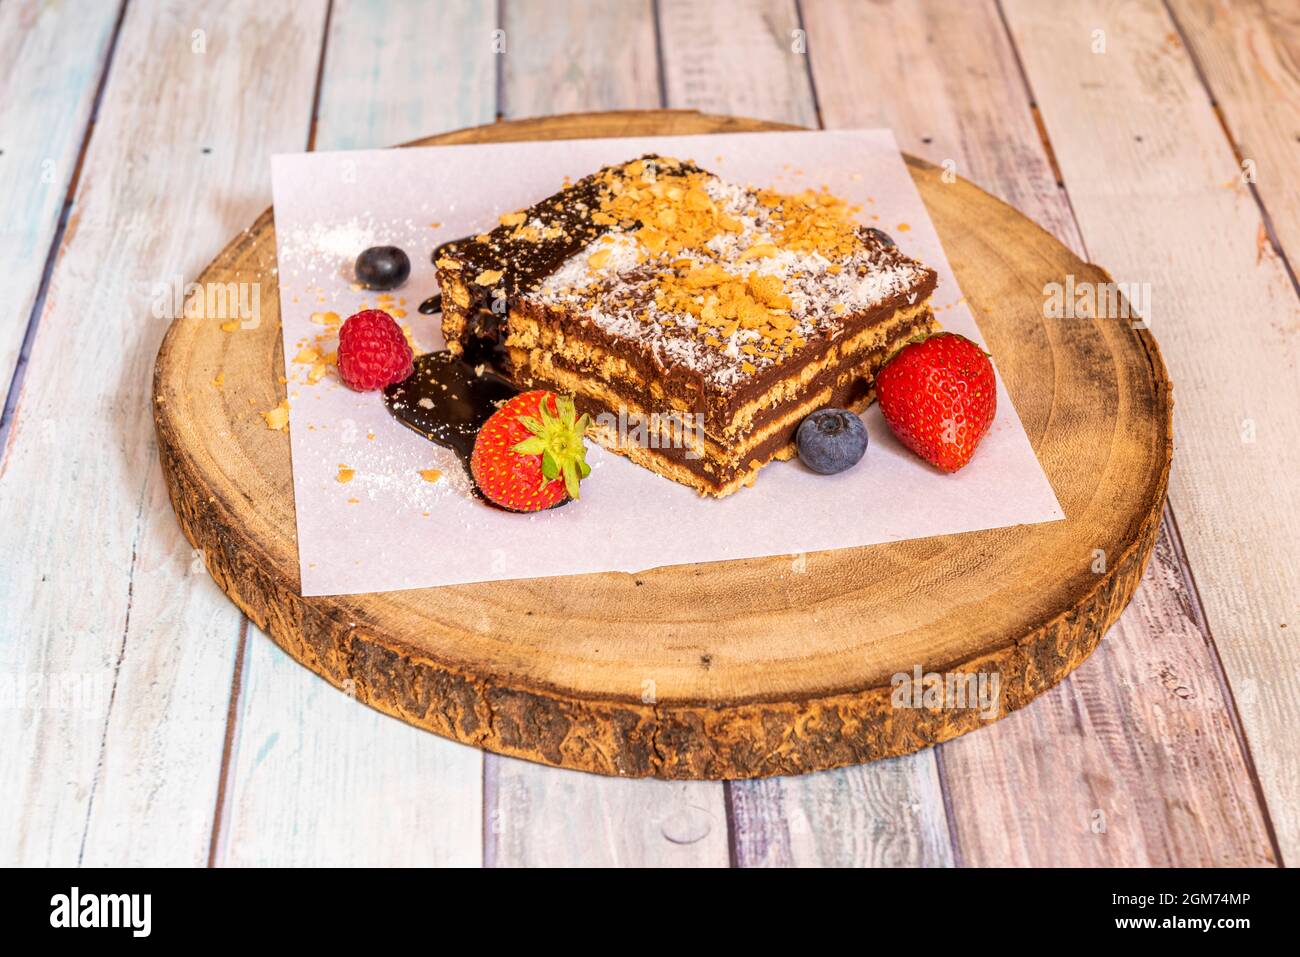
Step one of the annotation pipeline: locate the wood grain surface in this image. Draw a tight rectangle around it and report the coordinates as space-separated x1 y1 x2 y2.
0 0 328 866
1004 0 1296 865
152 109 1172 780
805 0 1274 866
0 0 120 402
1172 0 1300 272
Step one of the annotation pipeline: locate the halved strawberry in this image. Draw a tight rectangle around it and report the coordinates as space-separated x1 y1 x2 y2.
470 391 591 511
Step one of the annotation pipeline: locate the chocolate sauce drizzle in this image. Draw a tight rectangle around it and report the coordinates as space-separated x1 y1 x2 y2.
383 351 516 465
383 351 571 511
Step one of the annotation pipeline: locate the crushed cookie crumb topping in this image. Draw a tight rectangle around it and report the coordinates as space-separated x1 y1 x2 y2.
436 154 933 390
523 156 931 391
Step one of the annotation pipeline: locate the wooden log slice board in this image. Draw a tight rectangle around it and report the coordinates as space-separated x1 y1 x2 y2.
153 111 1172 779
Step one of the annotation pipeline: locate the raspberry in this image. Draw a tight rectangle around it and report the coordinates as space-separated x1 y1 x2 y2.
336 309 414 391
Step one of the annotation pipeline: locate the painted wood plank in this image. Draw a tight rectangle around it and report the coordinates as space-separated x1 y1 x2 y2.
1169 0 1300 268
314 0 498 150
217 634 481 866
0 0 327 866
1002 0 1298 863
486 762 728 866
729 758 954 867
656 0 956 867
657 0 818 128
78 476 247 867
485 0 727 867
943 515 1274 865
501 0 662 117
0 0 120 407
215 0 496 867
803 0 1275 865
804 0 1082 250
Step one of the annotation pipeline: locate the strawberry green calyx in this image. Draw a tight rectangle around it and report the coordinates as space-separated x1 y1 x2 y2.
511 393 592 499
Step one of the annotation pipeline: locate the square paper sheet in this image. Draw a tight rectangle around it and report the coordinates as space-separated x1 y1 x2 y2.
270 130 1063 596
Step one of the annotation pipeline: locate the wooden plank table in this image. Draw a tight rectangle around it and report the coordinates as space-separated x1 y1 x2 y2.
1 0 1292 867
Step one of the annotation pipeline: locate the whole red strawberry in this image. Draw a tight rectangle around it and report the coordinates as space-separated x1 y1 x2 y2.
337 309 413 391
471 390 592 511
876 332 996 472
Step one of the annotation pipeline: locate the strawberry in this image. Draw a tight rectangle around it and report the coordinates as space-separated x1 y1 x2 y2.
876 332 996 472
470 391 592 511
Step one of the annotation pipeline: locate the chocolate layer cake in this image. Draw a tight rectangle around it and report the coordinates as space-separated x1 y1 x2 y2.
435 155 939 496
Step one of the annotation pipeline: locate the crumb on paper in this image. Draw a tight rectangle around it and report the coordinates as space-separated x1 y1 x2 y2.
418 468 442 483
293 346 321 364
897 222 911 232
337 465 355 483
262 400 289 431
347 497 359 504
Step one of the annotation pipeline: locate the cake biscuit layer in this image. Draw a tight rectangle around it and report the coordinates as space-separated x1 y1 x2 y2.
505 299 937 446
514 306 939 495
433 154 940 495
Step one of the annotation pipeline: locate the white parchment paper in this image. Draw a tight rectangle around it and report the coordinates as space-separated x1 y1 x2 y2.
270 130 1063 596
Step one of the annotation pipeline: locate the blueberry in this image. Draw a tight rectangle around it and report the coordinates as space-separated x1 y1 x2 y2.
797 408 868 475
865 227 895 247
355 245 410 290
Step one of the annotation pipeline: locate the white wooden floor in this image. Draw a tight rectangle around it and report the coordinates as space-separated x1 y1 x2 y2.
1 0 1296 867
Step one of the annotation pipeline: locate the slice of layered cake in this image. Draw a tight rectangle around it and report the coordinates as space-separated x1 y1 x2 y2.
435 155 939 497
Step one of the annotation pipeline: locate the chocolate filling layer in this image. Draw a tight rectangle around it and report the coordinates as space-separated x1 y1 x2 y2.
501 276 941 434
519 321 927 489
